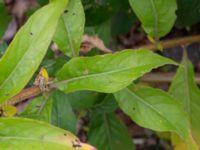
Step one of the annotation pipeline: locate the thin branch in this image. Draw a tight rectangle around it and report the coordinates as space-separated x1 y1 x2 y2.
0 86 42 107
141 73 200 83
136 35 200 51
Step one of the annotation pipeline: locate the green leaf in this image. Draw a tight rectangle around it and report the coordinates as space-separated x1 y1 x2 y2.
54 49 177 93
19 96 52 123
114 86 189 141
176 0 200 27
0 41 7 57
52 90 77 133
89 112 135 150
0 0 68 104
90 94 118 114
37 0 49 6
54 0 85 57
129 0 177 39
66 91 100 110
0 4 11 38
0 118 95 150
82 0 120 26
169 55 200 146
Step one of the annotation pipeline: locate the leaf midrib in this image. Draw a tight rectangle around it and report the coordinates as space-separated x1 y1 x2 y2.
103 114 114 150
53 62 165 88
149 0 159 40
61 16 76 57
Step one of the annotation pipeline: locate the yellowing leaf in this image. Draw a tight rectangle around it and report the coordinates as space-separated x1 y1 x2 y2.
0 105 17 117
0 118 96 150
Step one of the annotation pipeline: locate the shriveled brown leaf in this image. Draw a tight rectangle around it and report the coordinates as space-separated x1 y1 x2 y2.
81 35 112 54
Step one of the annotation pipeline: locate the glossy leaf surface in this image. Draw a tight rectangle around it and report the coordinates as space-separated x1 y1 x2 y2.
114 86 189 140
55 49 176 93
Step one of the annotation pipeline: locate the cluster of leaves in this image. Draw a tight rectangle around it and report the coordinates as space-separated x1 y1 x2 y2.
0 0 200 150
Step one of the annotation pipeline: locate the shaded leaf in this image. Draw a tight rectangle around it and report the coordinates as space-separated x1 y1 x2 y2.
54 49 177 93
67 91 100 110
54 0 85 57
0 0 68 104
90 94 118 114
89 112 135 150
82 0 119 26
176 0 200 27
52 90 77 133
0 4 11 38
19 96 52 123
129 0 177 39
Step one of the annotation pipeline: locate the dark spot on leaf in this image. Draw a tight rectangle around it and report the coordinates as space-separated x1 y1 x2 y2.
75 139 79 142
4 93 10 96
64 133 67 136
72 12 76 16
36 105 41 108
30 32 33 35
64 10 68 13
133 107 136 111
72 141 82 148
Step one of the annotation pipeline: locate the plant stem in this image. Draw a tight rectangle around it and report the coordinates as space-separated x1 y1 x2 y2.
136 35 200 51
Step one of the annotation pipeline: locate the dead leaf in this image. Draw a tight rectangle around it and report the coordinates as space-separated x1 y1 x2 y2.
81 35 112 54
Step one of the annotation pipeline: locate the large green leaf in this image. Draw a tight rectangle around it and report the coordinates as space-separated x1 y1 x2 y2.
19 96 52 123
54 0 85 57
0 118 95 150
176 0 200 27
89 112 135 150
114 86 189 141
54 49 177 93
169 55 200 146
0 4 11 39
52 90 77 133
129 0 177 39
0 0 68 104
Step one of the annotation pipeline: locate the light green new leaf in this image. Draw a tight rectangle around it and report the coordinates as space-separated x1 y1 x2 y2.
129 0 177 39
0 118 95 150
114 86 189 141
89 113 135 150
54 49 177 93
169 56 200 146
0 0 68 104
54 0 85 57
52 90 77 133
19 96 52 123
